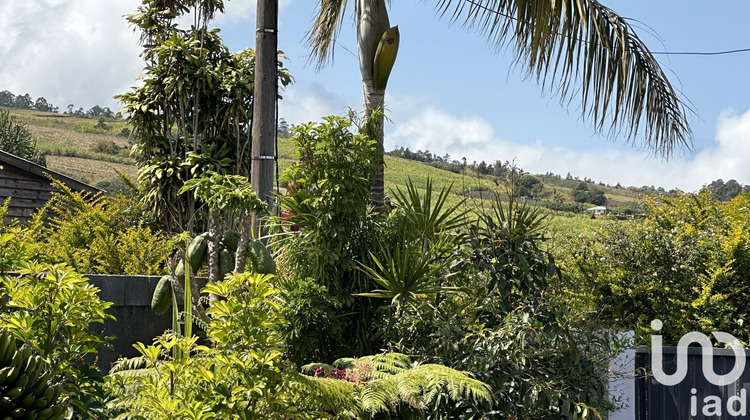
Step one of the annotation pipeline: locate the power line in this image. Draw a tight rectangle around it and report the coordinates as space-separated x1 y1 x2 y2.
455 0 750 57
652 48 750 56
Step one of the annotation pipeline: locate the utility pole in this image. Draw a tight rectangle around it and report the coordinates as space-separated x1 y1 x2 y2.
251 0 278 236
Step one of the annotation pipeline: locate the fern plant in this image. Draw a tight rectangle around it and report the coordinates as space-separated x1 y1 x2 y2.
302 352 494 418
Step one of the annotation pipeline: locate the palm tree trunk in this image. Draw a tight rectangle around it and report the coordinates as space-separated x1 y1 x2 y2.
357 0 389 210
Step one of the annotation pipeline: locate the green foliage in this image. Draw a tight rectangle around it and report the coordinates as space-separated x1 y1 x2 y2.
273 114 379 292
356 240 452 308
0 109 46 165
381 191 619 419
269 114 384 360
180 171 266 214
279 278 345 365
29 180 171 275
571 182 607 205
303 352 493 417
119 1 292 230
109 271 493 419
0 332 66 419
559 191 750 344
108 272 350 419
93 139 122 155
0 262 114 417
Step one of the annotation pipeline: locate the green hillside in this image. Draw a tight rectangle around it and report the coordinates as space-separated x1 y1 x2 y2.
4 107 635 239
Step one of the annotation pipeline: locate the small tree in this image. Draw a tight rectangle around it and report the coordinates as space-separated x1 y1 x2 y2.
180 172 266 283
0 110 45 165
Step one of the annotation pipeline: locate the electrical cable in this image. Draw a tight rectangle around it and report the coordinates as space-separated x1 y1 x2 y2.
652 48 750 56
456 0 750 57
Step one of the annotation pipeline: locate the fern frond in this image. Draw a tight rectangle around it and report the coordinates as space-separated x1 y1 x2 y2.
288 372 360 418
361 364 494 415
368 352 412 375
301 362 337 375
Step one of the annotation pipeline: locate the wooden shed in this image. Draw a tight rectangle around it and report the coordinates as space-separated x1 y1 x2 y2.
0 150 102 222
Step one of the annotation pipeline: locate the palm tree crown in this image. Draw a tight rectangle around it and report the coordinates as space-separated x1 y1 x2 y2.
308 0 692 158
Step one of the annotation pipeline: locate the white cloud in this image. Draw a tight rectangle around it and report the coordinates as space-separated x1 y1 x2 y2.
385 105 750 191
0 0 143 111
214 0 292 25
0 0 289 113
278 81 353 126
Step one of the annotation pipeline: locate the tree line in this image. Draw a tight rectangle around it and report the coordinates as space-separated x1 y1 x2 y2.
386 146 514 176
0 89 120 119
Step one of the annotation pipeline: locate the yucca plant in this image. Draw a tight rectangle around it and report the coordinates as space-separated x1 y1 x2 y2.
356 239 455 309
391 178 468 241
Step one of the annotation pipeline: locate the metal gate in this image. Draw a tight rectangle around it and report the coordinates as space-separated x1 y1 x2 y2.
635 347 750 419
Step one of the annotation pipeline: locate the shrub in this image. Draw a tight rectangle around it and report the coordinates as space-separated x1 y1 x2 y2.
270 114 382 360
92 139 121 155
106 272 493 418
380 192 621 419
0 258 114 418
29 179 170 275
558 191 750 344
0 109 45 165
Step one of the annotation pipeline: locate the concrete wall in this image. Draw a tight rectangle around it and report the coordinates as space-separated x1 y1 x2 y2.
87 275 174 372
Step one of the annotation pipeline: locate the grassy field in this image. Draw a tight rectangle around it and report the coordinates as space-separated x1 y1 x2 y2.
4 107 638 237
45 156 138 186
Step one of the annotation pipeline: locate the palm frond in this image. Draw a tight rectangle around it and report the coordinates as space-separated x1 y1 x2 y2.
435 0 692 156
307 0 349 68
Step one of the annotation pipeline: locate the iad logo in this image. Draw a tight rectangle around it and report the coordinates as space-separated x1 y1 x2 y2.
651 319 746 386
651 319 748 417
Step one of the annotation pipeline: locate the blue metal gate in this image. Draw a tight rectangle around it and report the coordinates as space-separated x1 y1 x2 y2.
635 347 750 419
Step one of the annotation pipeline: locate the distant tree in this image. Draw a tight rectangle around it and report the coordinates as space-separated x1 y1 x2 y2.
101 107 115 119
571 182 590 203
518 174 542 198
34 97 54 112
74 107 84 116
66 104 74 114
588 188 607 205
95 117 111 131
14 94 33 110
87 105 104 117
0 110 45 165
708 178 744 202
571 182 605 205
0 91 15 107
277 118 290 137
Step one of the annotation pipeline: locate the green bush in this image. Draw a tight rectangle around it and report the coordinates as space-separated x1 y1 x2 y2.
106 272 493 419
29 180 170 275
380 192 621 419
92 139 121 155
270 114 382 360
558 190 750 344
0 258 114 418
0 109 45 165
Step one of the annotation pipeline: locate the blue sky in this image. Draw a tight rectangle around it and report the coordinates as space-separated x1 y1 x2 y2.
2 0 750 191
